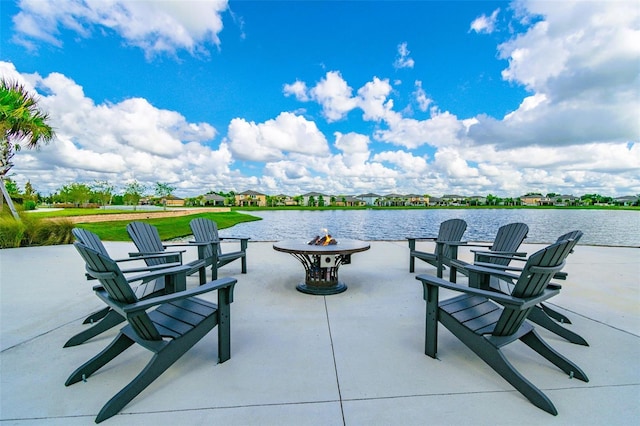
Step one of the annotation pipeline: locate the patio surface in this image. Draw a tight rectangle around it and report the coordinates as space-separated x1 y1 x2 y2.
1 240 638 425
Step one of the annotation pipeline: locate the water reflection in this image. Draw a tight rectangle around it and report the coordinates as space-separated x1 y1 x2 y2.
218 209 639 247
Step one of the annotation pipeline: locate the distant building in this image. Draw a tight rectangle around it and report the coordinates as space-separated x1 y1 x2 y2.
357 193 382 206
520 193 543 206
302 192 329 207
235 190 267 207
164 195 185 207
203 193 226 206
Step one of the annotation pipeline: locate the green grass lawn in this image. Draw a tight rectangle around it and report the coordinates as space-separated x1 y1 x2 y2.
74 211 261 241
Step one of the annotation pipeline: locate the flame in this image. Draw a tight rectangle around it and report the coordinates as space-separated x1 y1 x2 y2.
321 229 331 245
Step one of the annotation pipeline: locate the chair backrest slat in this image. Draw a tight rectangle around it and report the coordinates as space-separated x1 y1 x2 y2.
190 218 222 257
72 228 110 257
73 242 162 341
493 239 574 336
437 219 467 259
127 222 167 266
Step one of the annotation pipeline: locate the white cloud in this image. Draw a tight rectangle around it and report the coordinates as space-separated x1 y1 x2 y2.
5 63 233 195
470 8 500 34
309 71 359 122
13 0 228 57
226 112 330 162
413 80 432 112
283 80 310 101
393 42 415 69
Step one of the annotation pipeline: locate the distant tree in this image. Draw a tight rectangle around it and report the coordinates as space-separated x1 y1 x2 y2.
307 195 315 207
154 182 175 210
23 180 36 202
123 180 145 210
58 182 92 206
91 180 114 207
0 79 55 218
318 195 325 207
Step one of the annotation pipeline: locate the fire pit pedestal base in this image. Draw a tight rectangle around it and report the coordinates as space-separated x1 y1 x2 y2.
273 240 371 296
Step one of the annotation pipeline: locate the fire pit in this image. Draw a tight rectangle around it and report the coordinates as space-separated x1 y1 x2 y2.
273 238 370 295
308 229 338 246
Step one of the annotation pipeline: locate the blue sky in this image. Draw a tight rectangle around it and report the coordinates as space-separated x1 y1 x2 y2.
1 0 638 198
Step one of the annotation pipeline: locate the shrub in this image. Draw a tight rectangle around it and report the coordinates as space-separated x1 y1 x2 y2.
0 217 27 248
0 215 74 248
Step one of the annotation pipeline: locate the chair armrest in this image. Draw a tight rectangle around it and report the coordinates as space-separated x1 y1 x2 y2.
123 277 237 313
415 273 559 309
473 262 524 272
461 242 493 248
120 262 183 275
220 236 250 241
124 264 192 285
129 250 185 257
163 242 212 248
439 241 468 246
407 237 437 242
471 249 528 258
465 264 522 282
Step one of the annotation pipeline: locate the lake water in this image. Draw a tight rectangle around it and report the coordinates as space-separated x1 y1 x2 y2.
218 209 640 247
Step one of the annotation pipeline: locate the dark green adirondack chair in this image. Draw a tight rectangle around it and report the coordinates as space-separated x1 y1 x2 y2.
408 218 467 277
470 230 588 345
126 221 211 284
448 222 529 283
416 238 588 415
65 228 186 348
190 217 249 280
69 242 237 423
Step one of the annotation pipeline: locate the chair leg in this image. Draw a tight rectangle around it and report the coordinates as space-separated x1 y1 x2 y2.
540 303 572 324
408 239 416 272
520 330 589 382
527 307 589 346
440 313 558 415
95 348 181 423
82 307 111 324
96 316 218 423
241 255 247 274
64 309 125 348
66 333 134 386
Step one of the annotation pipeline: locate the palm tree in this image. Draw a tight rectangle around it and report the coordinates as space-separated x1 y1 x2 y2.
1 79 55 219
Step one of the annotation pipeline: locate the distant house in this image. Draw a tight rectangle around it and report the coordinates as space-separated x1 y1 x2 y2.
614 195 639 206
235 190 267 207
468 195 486 205
406 193 429 206
273 194 298 206
203 193 226 206
520 193 543 206
441 194 466 206
302 192 329 207
357 193 382 206
335 196 366 207
164 195 185 207
381 193 408 206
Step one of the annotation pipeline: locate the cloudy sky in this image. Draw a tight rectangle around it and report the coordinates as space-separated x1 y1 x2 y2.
1 0 638 198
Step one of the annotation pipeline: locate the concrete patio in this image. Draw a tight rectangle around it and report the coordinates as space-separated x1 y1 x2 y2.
1 240 638 425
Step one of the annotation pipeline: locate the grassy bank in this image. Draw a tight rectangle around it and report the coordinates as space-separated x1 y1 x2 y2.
76 211 261 241
0 209 261 247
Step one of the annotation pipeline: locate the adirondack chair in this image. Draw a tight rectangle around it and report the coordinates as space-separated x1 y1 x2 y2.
408 219 467 277
416 238 588 415
470 231 588 345
190 217 250 280
448 222 529 283
69 242 237 423
64 228 185 348
126 221 211 285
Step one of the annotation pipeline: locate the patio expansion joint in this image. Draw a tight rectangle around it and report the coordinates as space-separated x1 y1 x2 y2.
324 295 346 426
542 301 640 339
